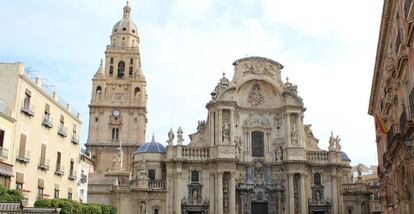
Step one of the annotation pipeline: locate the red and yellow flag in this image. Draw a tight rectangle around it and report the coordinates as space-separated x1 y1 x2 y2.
374 111 388 134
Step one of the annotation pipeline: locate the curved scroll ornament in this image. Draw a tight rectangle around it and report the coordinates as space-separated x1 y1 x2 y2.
248 84 264 106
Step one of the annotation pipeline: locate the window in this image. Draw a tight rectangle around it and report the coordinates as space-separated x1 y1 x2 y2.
68 192 72 200
18 134 27 159
23 90 31 109
314 173 321 185
40 144 47 165
0 129 4 148
38 178 44 199
110 57 114 64
69 160 74 177
154 209 159 214
56 152 61 171
117 61 125 78
129 67 133 75
251 131 264 157
191 171 199 183
112 128 119 141
148 169 156 181
130 58 133 64
109 66 114 76
54 189 59 198
96 86 102 96
38 187 44 199
16 182 23 190
132 29 135 33
134 87 141 96
123 27 126 31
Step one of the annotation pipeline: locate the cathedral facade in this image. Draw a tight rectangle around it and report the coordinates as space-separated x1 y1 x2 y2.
87 3 361 214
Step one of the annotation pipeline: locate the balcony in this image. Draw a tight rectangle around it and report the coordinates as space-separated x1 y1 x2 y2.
148 180 166 190
306 151 329 163
42 115 53 128
54 165 64 176
38 159 50 171
16 151 30 164
0 147 8 161
71 135 79 144
21 102 35 117
181 147 209 160
387 124 400 146
68 174 76 181
343 183 369 194
57 124 67 137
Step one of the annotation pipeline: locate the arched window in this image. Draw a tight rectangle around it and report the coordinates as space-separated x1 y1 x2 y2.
314 173 321 185
191 171 199 183
251 131 264 157
130 58 133 64
109 66 113 76
96 86 102 96
117 61 125 78
129 67 133 76
110 57 113 64
112 128 119 141
134 87 141 96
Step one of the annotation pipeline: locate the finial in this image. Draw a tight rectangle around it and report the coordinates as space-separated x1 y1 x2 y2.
222 72 226 77
152 133 155 142
100 58 103 66
286 77 289 83
123 1 131 18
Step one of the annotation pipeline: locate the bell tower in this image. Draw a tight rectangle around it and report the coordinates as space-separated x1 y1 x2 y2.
86 2 147 175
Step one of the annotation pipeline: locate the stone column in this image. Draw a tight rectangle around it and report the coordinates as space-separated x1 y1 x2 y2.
240 194 245 214
209 112 214 146
175 171 182 214
218 172 223 214
230 109 235 144
300 174 306 214
229 173 236 214
209 173 215 214
286 113 291 145
288 174 294 214
218 109 223 145
297 114 303 146
332 169 338 214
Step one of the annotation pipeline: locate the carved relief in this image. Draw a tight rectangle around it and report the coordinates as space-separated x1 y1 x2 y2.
223 173 230 214
248 84 264 106
243 113 270 128
240 61 275 77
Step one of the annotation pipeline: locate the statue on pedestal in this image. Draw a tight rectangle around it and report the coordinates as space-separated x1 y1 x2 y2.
167 128 174 146
177 127 184 145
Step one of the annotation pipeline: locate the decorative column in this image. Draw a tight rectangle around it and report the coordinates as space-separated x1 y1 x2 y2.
175 170 182 214
286 113 291 145
300 174 306 214
297 114 303 146
209 112 214 146
229 173 236 214
218 109 223 144
240 194 245 214
209 173 215 214
230 109 235 144
218 172 223 214
332 171 338 214
288 174 294 214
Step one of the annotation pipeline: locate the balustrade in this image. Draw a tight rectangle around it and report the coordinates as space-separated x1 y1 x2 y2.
306 151 329 162
181 147 209 160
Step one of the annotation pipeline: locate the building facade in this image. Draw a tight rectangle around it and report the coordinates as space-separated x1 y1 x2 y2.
0 63 81 205
368 0 414 213
85 4 369 214
0 97 16 188
76 149 94 203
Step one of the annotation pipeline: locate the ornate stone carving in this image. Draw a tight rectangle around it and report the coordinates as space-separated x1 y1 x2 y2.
222 122 230 144
240 60 275 77
328 132 342 151
223 173 230 213
177 126 184 145
243 113 270 128
167 128 174 146
248 84 264 106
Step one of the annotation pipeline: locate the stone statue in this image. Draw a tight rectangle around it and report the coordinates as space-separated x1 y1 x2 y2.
291 123 297 139
328 132 335 151
357 164 362 180
316 190 321 202
222 122 230 143
335 135 342 151
192 189 198 204
177 126 184 145
235 137 241 159
276 146 283 162
167 128 174 146
248 84 264 106
139 201 146 214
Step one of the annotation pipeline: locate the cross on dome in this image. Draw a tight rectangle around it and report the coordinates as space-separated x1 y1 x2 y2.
123 1 131 18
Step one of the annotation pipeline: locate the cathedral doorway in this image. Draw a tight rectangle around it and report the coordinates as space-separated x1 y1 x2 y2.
251 202 268 214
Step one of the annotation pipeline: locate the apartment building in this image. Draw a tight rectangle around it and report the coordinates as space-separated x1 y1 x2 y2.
0 62 81 205
76 149 94 203
0 99 15 187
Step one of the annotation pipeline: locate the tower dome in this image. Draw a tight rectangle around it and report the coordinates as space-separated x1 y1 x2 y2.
136 135 166 153
110 2 139 47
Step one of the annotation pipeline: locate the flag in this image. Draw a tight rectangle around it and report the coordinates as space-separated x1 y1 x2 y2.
374 111 388 134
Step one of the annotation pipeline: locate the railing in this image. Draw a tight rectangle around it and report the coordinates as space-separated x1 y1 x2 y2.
182 147 209 160
21 101 35 117
57 124 67 137
148 180 166 190
0 147 9 160
71 135 79 144
306 151 329 162
42 114 53 128
54 165 64 176
68 173 76 181
16 151 31 163
38 159 50 171
343 183 368 193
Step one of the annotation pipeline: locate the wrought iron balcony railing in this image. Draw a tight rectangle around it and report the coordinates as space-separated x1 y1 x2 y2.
71 135 79 144
16 151 30 164
54 165 64 176
42 115 53 128
38 159 50 171
57 124 67 137
21 102 35 117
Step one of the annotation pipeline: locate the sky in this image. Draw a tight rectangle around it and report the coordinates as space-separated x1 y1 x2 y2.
0 0 384 166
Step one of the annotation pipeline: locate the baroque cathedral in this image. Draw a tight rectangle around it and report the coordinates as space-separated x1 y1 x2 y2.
86 3 366 214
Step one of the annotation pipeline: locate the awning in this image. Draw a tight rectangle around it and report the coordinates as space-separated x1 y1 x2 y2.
38 179 44 188
0 163 13 177
16 172 24 183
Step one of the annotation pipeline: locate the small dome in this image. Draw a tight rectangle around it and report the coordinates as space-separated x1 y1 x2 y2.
341 152 351 162
137 136 166 153
111 2 138 37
